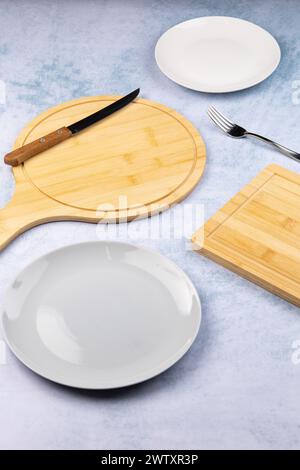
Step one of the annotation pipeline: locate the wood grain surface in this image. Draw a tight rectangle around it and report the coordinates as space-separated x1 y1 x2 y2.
0 95 206 250
192 164 300 307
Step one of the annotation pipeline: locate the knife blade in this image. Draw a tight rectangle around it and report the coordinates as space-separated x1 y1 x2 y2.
4 88 140 167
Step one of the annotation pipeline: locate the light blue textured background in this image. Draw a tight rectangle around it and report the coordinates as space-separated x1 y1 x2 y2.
0 0 300 450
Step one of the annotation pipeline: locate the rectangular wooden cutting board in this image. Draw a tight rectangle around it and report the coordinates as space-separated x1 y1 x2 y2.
192 164 300 307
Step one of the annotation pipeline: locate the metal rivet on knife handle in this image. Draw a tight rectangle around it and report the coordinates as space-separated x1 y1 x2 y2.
4 88 140 167
4 127 72 167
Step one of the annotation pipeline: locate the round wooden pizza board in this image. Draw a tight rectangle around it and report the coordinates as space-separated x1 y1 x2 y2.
0 96 206 250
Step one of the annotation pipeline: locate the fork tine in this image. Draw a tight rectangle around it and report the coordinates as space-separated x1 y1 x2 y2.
209 111 231 132
207 108 229 133
208 107 231 131
209 108 232 130
210 106 234 127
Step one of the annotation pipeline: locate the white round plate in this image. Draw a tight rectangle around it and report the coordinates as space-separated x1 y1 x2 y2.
1 242 201 389
155 16 281 93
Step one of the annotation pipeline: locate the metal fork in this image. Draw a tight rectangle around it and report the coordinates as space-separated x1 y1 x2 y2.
207 106 300 162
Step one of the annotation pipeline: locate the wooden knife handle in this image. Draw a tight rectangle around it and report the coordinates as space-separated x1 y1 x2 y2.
4 126 72 167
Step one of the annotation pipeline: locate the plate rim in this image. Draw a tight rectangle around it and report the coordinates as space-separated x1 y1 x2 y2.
1 240 202 389
155 15 281 93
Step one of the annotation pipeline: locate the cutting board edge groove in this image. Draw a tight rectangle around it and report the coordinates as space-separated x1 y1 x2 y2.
13 95 206 216
192 164 300 308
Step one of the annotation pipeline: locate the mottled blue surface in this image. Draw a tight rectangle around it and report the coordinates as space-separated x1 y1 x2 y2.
0 0 300 450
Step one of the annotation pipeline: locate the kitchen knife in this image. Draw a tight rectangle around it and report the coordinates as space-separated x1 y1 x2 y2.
4 88 140 167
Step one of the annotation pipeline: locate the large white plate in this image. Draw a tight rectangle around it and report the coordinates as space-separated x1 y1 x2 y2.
155 16 281 93
1 242 201 389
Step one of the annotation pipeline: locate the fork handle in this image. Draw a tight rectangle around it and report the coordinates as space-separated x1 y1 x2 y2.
246 132 300 162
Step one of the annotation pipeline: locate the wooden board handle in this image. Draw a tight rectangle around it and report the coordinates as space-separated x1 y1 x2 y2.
4 127 72 166
0 185 59 251
0 198 36 251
